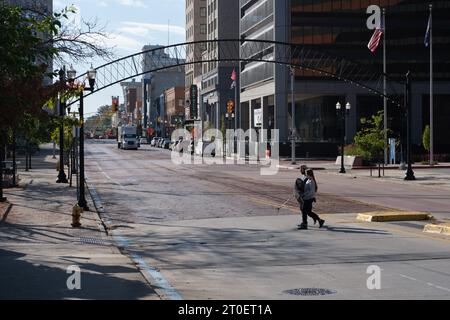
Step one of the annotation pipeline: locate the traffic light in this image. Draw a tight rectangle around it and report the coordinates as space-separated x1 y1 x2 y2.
227 100 235 114
112 96 119 112
190 85 198 119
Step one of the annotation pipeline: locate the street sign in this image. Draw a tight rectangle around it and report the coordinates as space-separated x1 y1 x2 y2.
253 108 262 128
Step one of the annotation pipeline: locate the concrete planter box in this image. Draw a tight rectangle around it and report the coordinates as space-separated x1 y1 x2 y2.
335 156 364 168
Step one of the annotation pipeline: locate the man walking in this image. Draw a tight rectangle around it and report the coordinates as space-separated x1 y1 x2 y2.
293 165 308 210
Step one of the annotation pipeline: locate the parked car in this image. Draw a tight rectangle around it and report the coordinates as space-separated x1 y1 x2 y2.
169 140 179 151
158 138 165 148
151 137 160 147
162 139 171 149
140 138 148 145
188 140 195 155
170 138 185 152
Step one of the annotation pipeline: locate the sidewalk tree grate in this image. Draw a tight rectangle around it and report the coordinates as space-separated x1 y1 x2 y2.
283 288 337 296
78 237 111 246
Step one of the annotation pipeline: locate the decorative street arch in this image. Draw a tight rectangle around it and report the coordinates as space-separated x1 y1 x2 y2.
67 39 403 107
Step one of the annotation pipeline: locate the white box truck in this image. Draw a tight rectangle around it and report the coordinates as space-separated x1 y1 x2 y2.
118 126 138 150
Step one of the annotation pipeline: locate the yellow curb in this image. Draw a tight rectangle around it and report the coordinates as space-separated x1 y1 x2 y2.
357 211 433 222
423 223 450 236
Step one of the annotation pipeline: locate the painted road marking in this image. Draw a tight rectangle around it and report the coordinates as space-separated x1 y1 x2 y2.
113 229 182 300
95 161 124 189
400 274 450 293
130 252 182 300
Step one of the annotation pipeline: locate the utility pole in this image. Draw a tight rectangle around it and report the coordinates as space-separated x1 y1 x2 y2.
0 129 6 202
405 71 416 181
383 8 388 165
290 67 296 165
429 4 434 166
57 68 68 184
78 90 89 210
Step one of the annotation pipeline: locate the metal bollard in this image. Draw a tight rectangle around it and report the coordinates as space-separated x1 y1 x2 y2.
72 204 83 228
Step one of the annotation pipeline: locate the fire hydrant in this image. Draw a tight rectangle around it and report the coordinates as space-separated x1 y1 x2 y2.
72 204 83 228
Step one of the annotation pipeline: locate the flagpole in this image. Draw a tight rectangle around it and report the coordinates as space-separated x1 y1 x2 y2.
235 72 238 131
235 70 238 158
429 4 434 166
383 8 388 165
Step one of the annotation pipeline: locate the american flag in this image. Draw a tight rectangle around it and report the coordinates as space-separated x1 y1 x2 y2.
424 12 431 47
368 18 385 53
230 69 237 89
231 69 237 82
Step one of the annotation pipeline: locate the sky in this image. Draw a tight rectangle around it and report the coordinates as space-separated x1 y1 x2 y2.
53 0 186 117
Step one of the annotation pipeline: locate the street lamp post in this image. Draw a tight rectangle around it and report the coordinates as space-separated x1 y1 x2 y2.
225 112 235 156
0 129 6 202
164 120 168 138
336 102 351 174
404 71 416 181
57 67 68 184
68 65 96 211
290 67 296 165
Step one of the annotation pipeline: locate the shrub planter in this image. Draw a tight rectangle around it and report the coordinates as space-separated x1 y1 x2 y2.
335 156 364 168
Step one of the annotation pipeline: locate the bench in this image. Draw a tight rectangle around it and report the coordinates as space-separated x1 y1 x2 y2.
369 163 385 177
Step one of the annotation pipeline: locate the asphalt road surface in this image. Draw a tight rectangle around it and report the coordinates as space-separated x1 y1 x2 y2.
84 140 450 300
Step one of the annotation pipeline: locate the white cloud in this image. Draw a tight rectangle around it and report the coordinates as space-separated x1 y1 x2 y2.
107 33 144 52
117 0 148 8
53 0 64 9
118 22 185 38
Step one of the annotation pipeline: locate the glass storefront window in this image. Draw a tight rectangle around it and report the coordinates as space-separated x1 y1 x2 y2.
296 95 344 143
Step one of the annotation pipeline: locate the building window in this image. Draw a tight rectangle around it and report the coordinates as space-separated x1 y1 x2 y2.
200 7 206 17
200 24 207 34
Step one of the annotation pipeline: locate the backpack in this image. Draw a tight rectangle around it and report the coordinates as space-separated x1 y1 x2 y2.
294 177 309 203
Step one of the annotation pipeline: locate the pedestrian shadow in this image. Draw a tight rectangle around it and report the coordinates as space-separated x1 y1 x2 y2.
323 226 391 235
0 222 86 243
0 248 156 300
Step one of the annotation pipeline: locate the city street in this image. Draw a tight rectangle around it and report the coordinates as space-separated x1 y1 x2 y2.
2 0 450 305
84 140 450 300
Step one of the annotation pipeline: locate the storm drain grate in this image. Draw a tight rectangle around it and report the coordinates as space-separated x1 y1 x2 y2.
283 288 337 296
78 237 111 246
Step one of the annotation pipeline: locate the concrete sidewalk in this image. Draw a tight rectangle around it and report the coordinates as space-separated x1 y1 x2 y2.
0 145 158 300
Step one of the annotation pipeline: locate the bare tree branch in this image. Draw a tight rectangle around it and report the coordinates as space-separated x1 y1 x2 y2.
46 17 116 67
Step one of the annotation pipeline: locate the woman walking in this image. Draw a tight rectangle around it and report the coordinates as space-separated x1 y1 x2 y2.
298 169 325 230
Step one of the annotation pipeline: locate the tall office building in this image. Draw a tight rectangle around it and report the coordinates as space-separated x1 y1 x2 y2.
4 0 52 13
240 0 450 156
200 0 240 130
239 0 291 143
121 79 142 127
141 45 185 135
185 0 207 119
5 0 53 86
290 0 450 156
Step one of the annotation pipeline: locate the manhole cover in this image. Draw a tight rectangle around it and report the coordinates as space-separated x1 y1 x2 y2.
78 237 111 246
283 288 337 296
